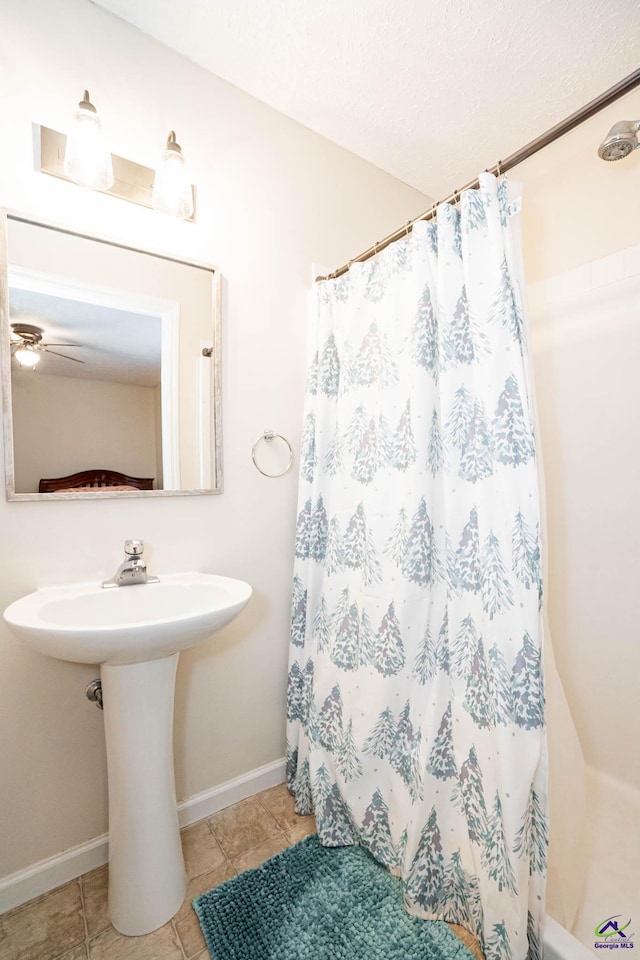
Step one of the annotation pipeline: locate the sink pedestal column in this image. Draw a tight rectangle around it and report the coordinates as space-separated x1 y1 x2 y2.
101 653 186 936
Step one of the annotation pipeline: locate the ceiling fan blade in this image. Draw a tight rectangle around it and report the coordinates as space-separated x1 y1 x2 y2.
40 342 82 348
43 348 85 363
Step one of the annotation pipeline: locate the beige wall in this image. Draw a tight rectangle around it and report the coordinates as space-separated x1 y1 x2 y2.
0 0 428 879
12 372 160 493
517 89 640 792
519 88 640 284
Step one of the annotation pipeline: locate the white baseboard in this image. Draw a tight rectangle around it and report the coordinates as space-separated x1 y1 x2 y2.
177 757 286 829
0 834 110 916
0 756 286 914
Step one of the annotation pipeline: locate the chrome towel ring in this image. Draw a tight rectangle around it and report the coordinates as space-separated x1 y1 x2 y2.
252 429 294 478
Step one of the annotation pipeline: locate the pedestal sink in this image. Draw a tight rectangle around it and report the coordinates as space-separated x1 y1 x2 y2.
3 572 252 936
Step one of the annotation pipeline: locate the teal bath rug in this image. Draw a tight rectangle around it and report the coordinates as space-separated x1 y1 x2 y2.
193 835 474 960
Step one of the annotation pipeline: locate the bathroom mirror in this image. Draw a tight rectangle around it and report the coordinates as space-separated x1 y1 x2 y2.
0 211 222 500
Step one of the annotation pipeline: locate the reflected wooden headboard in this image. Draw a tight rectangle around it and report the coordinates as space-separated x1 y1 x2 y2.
39 469 154 493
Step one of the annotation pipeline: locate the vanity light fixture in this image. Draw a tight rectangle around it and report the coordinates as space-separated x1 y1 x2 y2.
63 90 114 191
37 98 196 221
151 132 194 220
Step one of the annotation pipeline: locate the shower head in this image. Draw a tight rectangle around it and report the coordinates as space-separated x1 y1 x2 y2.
597 120 640 161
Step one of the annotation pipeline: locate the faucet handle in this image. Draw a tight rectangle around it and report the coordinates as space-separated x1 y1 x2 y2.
124 539 144 557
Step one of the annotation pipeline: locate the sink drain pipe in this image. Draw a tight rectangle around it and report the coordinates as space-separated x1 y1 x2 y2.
86 679 103 709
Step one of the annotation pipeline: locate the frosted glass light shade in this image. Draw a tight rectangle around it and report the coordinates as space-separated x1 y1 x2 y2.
63 92 114 191
152 132 194 219
14 345 40 368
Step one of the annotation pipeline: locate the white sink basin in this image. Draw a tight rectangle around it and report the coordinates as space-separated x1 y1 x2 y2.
3 571 252 665
3 569 252 937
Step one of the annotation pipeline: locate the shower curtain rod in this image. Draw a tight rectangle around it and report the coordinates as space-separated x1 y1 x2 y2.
316 67 640 282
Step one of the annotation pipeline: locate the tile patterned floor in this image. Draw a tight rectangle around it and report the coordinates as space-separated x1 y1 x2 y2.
0 784 483 960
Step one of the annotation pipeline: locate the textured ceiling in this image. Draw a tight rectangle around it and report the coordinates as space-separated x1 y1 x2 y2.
91 0 639 198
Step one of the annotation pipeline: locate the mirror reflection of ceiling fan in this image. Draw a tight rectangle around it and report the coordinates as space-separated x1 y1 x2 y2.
10 323 85 368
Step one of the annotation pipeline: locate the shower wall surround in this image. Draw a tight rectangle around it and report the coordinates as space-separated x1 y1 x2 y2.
528 243 640 792
0 0 428 898
514 92 640 933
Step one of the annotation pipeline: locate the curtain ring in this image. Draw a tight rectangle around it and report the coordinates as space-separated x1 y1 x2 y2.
374 240 379 254
496 159 502 177
405 220 411 236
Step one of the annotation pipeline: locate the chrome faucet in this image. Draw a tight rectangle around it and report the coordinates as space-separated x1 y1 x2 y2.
102 540 160 588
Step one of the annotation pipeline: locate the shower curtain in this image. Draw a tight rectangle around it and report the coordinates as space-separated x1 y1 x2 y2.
287 173 547 960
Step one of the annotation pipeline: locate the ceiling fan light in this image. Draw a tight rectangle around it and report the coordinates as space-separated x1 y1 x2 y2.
63 90 114 191
14 344 40 368
152 131 194 219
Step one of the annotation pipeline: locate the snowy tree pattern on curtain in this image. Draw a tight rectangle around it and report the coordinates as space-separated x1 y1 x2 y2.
287 173 547 960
